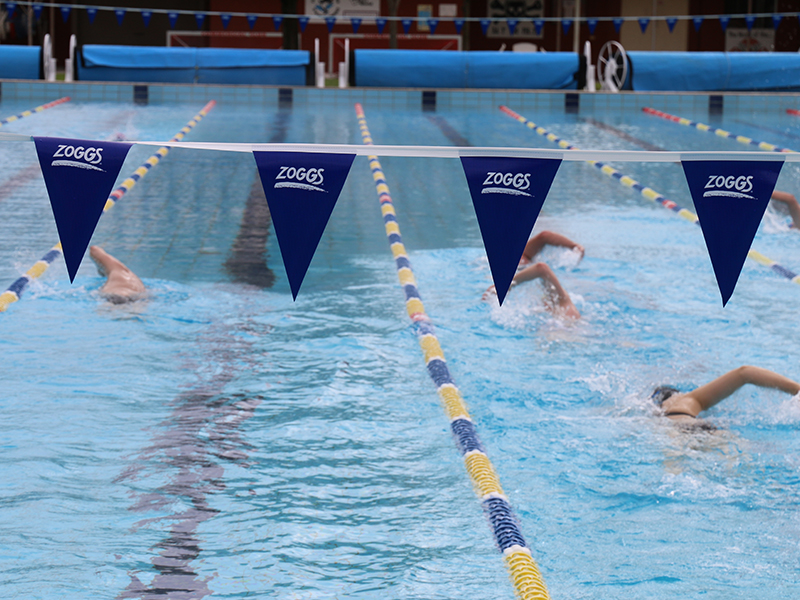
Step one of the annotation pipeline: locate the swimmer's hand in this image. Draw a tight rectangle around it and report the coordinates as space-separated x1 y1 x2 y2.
482 285 497 301
573 244 585 260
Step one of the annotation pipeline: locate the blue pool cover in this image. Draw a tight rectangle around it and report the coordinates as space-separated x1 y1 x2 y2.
629 51 800 92
77 45 310 85
354 49 579 89
0 46 41 79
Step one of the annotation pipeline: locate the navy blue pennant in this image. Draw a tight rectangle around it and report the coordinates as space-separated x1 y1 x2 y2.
428 18 439 34
480 19 490 35
142 10 152 27
115 9 125 26
376 17 387 33
693 16 703 32
402 18 412 34
326 16 336 31
773 14 782 29
681 159 783 306
507 19 517 35
195 12 205 29
613 17 624 33
273 15 283 30
454 18 464 33
719 16 729 31
253 152 355 299
562 19 572 35
220 13 231 29
6 3 16 19
534 19 544 35
299 16 310 31
60 6 71 22
247 14 257 29
587 18 598 34
460 156 562 305
168 12 178 28
86 7 97 23
33 4 43 20
745 15 756 31
638 18 649 33
34 137 132 283
666 17 677 32
351 17 362 33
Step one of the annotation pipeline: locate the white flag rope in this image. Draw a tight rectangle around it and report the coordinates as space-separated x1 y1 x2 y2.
2 134 800 163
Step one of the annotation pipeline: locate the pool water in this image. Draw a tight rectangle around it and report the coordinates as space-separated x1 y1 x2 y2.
2 93 800 599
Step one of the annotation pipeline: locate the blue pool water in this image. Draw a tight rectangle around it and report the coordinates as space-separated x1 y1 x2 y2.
2 92 800 599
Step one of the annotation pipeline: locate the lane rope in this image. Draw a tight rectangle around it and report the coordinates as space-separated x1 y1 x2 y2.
0 97 70 128
355 103 551 600
642 106 795 154
499 105 800 285
0 100 216 313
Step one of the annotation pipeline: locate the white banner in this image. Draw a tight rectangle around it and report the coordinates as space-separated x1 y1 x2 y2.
305 0 380 18
487 0 544 38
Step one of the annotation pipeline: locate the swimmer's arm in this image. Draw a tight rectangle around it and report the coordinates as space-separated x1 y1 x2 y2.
520 231 584 264
770 191 800 228
688 366 800 413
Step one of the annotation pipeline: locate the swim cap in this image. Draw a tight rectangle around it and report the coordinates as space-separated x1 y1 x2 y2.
650 385 680 407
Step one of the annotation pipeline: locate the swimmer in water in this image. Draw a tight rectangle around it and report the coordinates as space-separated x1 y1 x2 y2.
483 230 582 319
652 366 800 426
89 245 146 304
770 190 800 228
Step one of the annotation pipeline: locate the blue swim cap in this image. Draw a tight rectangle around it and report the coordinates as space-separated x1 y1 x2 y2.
650 385 680 407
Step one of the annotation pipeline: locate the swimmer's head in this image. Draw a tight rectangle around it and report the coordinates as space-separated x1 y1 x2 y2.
650 385 680 407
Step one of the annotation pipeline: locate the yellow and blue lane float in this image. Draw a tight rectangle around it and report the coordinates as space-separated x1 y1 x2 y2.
0 100 216 313
356 102 551 600
500 105 800 285
0 96 70 128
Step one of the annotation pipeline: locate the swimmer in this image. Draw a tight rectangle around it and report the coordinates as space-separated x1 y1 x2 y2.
483 230 582 318
652 366 800 426
518 230 584 267
770 190 800 228
89 245 146 304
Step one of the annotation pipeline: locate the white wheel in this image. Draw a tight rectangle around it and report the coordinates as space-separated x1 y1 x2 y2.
597 41 628 91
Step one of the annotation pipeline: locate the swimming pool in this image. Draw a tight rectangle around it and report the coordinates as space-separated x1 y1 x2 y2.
2 86 800 599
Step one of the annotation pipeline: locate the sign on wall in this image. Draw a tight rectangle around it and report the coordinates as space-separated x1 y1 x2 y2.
306 0 380 17
725 28 775 51
487 0 544 38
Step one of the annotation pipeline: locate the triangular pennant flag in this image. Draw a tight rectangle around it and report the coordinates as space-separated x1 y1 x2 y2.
195 12 206 29
168 12 178 28
60 6 71 22
719 16 729 31
33 137 132 283
638 17 649 33
33 4 43 20
562 18 572 35
326 16 336 31
460 156 562 305
693 16 703 32
253 152 355 299
86 7 97 23
613 17 624 33
115 9 126 26
454 18 464 34
681 159 783 306
142 10 152 27
534 19 544 35
376 17 387 33
247 15 257 29
507 19 517 35
666 17 677 32
299 16 310 31
273 15 283 30
220 13 231 29
6 3 16 19
772 14 782 29
587 18 598 34
402 18 412 34
480 19 490 35
428 18 439 34
351 17 362 33
745 15 755 31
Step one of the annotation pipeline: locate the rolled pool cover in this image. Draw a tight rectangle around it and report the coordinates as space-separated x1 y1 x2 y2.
0 46 42 79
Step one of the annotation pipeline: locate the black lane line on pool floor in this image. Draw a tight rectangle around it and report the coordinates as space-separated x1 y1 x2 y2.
427 114 473 147
116 327 262 599
581 117 666 152
732 118 800 143
223 103 293 288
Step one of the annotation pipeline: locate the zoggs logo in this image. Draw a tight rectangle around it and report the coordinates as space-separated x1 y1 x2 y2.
703 174 755 200
274 166 326 193
481 171 532 197
51 144 105 172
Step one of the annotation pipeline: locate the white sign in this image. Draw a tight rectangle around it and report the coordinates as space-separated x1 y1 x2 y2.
725 28 775 52
486 0 544 39
305 0 380 17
